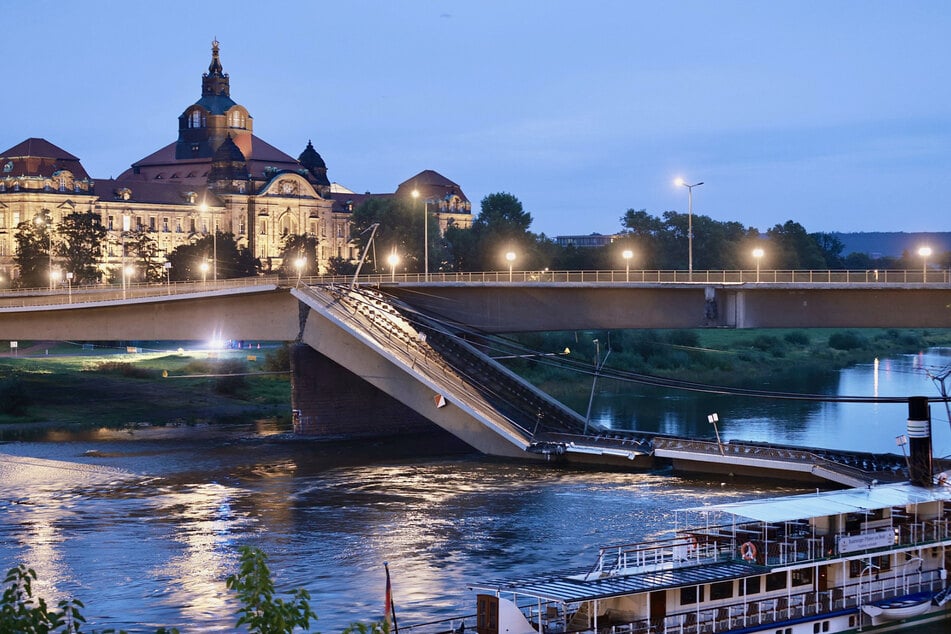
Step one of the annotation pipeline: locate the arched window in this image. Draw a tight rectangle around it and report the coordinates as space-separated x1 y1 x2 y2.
229 110 244 128
190 111 203 128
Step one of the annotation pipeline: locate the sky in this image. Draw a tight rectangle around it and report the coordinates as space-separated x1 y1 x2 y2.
3 1 949 238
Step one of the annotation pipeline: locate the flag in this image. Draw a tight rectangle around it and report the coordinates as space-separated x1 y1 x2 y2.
384 562 399 634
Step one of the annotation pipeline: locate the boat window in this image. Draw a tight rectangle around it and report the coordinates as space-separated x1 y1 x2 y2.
765 572 786 592
680 585 704 606
740 576 762 596
710 581 733 600
791 568 813 587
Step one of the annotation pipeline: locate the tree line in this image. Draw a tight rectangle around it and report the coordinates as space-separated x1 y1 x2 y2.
10 199 946 288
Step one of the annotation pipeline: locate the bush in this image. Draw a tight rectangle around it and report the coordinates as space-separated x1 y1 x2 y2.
0 376 30 415
215 359 248 396
666 330 700 348
264 344 291 372
828 331 867 350
752 335 785 356
784 331 810 346
93 361 156 379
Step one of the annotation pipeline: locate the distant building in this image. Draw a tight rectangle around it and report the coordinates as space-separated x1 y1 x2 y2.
0 40 471 282
554 233 620 248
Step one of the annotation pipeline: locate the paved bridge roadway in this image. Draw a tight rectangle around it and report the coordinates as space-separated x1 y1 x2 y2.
0 270 948 485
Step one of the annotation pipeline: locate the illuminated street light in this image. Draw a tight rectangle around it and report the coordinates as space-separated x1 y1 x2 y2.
674 177 703 277
752 247 765 283
200 200 218 283
918 246 932 282
622 249 633 282
505 251 516 282
411 189 429 281
200 261 210 286
33 214 54 290
66 271 73 303
294 256 307 286
387 251 400 282
123 265 134 300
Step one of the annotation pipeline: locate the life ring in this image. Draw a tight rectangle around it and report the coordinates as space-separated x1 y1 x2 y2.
740 542 757 562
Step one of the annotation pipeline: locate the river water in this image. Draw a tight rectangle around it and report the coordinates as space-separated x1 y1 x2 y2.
0 349 948 633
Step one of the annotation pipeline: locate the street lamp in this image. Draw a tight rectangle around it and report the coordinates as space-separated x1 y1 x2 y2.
123 265 134 300
752 247 765 283
200 201 218 283
505 251 516 282
200 261 209 286
33 213 54 290
66 272 73 303
674 178 703 277
163 261 172 295
411 189 429 281
294 256 307 286
622 249 633 282
918 246 932 282
387 251 400 282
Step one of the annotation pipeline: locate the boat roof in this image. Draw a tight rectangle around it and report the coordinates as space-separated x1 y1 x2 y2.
682 482 951 525
472 561 763 603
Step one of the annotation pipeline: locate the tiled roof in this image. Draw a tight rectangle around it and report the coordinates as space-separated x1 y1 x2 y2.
0 138 90 180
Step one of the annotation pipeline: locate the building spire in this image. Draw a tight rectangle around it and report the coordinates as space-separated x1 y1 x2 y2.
208 38 223 76
201 38 230 98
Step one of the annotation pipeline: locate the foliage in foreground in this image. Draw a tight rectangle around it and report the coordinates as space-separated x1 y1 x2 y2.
0 546 385 634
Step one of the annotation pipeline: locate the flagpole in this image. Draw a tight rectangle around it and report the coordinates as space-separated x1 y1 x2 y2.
384 562 399 634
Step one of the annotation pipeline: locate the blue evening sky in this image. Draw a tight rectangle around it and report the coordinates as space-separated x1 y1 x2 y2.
3 1 948 237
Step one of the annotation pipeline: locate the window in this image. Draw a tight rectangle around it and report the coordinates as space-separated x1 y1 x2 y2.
791 568 813 587
765 571 786 592
741 576 761 596
190 111 202 128
149 217 156 230
238 218 246 235
710 581 733 601
260 220 266 235
680 585 704 606
162 218 169 232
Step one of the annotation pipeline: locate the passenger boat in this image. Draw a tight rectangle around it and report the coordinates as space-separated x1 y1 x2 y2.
468 398 951 633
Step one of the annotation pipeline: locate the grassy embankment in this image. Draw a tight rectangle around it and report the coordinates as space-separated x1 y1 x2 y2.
500 328 951 402
0 341 291 428
1 329 948 429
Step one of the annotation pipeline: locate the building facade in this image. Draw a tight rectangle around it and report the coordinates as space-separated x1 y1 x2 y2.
0 41 471 285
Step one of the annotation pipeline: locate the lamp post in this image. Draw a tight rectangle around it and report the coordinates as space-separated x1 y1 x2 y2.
200 261 209 286
918 246 932 282
33 214 54 290
622 249 633 282
164 262 172 295
65 271 73 303
411 189 429 281
752 247 764 283
201 201 218 283
505 251 516 282
123 265 134 300
674 178 703 277
387 251 400 282
294 256 307 286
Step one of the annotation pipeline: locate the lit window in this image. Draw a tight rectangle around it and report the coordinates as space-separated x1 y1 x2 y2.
191 111 202 128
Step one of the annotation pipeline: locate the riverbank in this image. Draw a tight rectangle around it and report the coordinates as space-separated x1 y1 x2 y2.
503 328 951 404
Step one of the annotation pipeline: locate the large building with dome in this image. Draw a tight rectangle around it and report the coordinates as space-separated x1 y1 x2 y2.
0 40 472 284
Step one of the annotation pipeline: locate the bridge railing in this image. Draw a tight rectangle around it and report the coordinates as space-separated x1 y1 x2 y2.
0 267 947 308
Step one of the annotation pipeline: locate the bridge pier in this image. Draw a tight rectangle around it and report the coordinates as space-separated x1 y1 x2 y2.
289 343 444 439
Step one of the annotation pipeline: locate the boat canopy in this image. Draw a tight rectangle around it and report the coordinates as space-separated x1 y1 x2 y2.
471 561 762 603
681 482 951 525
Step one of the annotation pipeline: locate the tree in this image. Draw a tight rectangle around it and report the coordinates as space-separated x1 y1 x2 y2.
57 211 107 285
226 546 317 634
13 212 52 289
444 192 540 271
350 197 439 274
167 232 259 281
277 234 318 277
811 232 846 268
124 228 163 283
766 220 827 269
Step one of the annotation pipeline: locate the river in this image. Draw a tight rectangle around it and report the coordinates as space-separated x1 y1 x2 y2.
0 349 948 632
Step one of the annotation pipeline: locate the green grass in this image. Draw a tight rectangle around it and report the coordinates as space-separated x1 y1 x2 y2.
0 346 290 427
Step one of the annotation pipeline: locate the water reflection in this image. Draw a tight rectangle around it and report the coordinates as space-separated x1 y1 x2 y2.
0 350 948 632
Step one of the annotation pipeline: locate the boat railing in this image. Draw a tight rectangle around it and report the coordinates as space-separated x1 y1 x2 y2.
580 536 733 580
600 570 945 634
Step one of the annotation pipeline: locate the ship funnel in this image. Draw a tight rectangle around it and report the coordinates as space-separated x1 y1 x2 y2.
907 396 933 487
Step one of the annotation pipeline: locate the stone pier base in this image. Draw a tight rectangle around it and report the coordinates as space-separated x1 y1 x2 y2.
290 343 443 439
